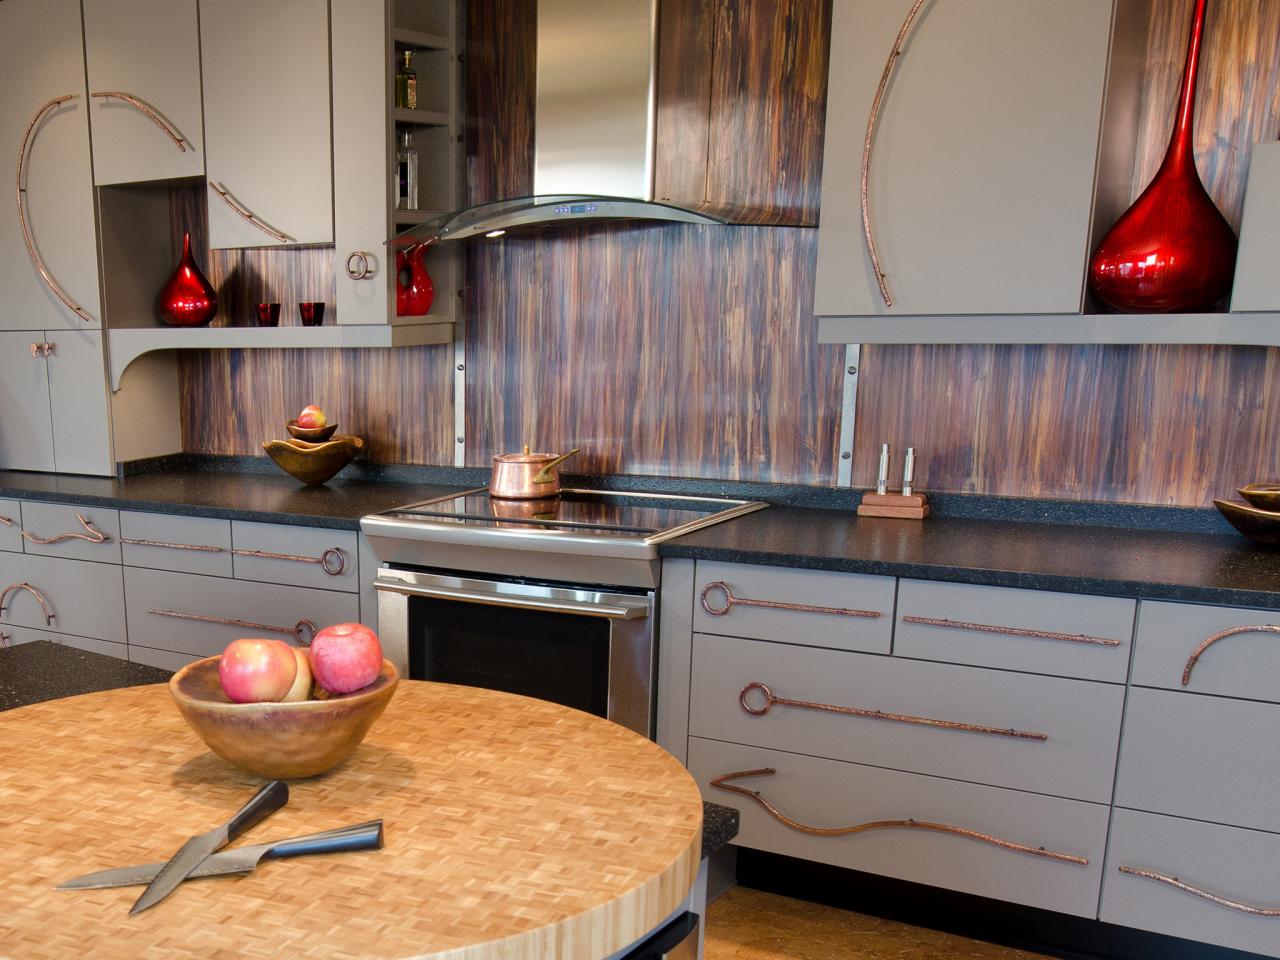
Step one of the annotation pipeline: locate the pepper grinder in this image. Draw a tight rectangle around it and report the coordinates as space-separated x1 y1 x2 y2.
857 444 930 520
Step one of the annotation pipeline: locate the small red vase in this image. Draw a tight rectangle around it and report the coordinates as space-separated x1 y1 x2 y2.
395 240 434 317
1088 0 1237 313
158 231 218 327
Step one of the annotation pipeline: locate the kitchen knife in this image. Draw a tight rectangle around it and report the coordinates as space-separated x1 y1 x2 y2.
59 820 384 890
128 779 289 915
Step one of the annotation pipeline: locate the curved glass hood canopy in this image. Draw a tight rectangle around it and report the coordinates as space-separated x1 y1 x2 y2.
389 0 764 248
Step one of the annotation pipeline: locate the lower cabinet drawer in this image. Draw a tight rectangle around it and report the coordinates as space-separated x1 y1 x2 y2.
1102 808 1280 958
18 500 121 563
0 552 125 643
119 511 233 577
687 737 1109 918
124 567 359 658
0 499 22 553
1114 686 1280 834
689 632 1125 803
231 521 359 593
0 624 127 659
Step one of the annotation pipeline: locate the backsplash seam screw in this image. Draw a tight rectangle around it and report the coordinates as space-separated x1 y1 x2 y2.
456 363 465 371
847 366 857 375
456 436 465 444
841 452 852 460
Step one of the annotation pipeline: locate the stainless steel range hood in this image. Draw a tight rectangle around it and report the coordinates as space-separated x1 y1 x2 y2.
392 0 730 245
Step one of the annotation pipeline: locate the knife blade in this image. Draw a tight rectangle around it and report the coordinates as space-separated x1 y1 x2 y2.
129 779 289 915
59 820 383 890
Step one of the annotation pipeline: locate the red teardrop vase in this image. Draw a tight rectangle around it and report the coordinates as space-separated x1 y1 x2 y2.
1088 0 1237 313
158 231 218 327
395 240 434 316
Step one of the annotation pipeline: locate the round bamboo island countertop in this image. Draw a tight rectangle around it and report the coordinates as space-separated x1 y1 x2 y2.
0 680 703 960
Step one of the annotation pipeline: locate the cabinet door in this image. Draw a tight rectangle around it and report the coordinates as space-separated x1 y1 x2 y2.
0 332 55 472
0 0 102 330
200 0 334 248
82 0 205 185
813 0 1113 316
46 329 113 476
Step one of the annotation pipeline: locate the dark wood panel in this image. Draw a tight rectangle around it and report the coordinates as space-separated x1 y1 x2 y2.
179 344 455 465
465 223 844 484
464 0 535 204
653 0 716 209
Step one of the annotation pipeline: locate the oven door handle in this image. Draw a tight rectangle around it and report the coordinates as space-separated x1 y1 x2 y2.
373 575 651 620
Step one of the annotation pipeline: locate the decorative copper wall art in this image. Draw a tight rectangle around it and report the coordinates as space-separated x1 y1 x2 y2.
1088 0 1237 312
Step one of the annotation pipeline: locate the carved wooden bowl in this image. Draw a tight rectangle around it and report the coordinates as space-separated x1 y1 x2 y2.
262 435 364 485
1214 499 1280 548
1237 483 1280 512
285 419 339 442
169 656 399 779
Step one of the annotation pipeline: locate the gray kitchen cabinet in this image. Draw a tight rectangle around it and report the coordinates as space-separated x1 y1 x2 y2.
0 501 24 554
813 0 1113 317
689 631 1125 803
1102 809 1280 958
119 511 234 577
19 501 120 563
688 738 1110 918
82 0 205 185
0 0 102 330
200 0 334 248
0 552 126 645
0 329 112 476
231 521 359 593
895 579 1135 683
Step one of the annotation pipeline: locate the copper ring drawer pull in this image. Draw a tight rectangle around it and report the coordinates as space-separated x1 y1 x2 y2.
711 768 1087 865
1182 624 1280 686
233 547 346 576
700 581 881 619
120 537 224 553
738 681 1048 741
21 513 110 546
861 0 928 309
1119 866 1280 916
18 95 93 323
147 609 318 646
89 91 188 151
208 181 295 243
901 615 1122 647
0 582 56 626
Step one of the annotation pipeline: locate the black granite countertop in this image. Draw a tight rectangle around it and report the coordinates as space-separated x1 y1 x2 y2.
0 641 171 710
661 506 1280 609
0 465 468 531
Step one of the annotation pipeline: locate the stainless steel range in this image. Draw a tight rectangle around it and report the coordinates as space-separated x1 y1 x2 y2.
361 488 764 737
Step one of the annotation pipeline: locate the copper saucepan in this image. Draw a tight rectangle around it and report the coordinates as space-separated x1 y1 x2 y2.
489 445 580 499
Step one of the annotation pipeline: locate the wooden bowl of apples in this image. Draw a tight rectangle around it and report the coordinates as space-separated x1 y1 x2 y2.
169 624 398 779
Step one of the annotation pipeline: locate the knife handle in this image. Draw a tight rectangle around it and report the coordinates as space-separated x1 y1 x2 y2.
226 780 289 841
261 820 385 860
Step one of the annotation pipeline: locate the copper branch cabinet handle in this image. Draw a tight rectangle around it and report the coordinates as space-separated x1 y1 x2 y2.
120 537 223 553
208 181 294 243
147 609 317 646
0 515 13 527
738 681 1048 741
861 0 929 309
89 92 187 151
232 547 346 577
0 582 56 626
711 768 1087 865
901 615 1122 648
17 95 92 323
22 513 110 545
1118 866 1280 917
1182 624 1280 686
701 582 881 619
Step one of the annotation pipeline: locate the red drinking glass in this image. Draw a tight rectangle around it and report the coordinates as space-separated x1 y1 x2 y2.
1088 0 1237 313
299 302 326 326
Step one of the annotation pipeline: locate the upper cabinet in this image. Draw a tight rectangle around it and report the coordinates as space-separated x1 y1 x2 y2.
82 0 206 185
0 0 102 330
200 0 334 248
813 0 1115 317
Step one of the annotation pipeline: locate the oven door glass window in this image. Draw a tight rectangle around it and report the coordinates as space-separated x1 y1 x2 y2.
408 597 609 717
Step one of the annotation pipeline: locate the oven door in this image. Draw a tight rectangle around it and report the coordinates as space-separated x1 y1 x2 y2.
375 567 656 737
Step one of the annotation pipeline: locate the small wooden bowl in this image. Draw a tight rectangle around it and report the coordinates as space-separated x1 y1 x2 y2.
286 419 338 442
1214 499 1280 547
169 656 399 779
262 435 363 485
1237 483 1280 512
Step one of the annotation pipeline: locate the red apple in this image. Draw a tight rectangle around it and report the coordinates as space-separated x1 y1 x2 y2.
297 404 327 429
280 646 314 702
309 622 382 694
218 638 298 703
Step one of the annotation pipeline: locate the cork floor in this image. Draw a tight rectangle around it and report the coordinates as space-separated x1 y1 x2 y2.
704 888 1052 960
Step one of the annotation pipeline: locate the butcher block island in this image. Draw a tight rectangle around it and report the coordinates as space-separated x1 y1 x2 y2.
0 680 703 960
